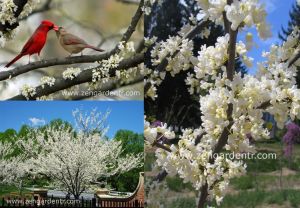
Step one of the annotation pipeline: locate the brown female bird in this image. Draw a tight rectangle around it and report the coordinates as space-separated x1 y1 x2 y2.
55 27 104 55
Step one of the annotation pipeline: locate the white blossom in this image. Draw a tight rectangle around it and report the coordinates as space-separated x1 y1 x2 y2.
144 117 175 147
40 76 56 88
92 54 123 82
0 142 30 185
0 0 18 25
62 67 82 80
143 0 163 15
144 36 158 47
21 84 36 100
18 0 40 19
151 36 194 76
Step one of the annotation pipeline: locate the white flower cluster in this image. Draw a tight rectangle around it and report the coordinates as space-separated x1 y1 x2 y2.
199 27 211 39
143 0 163 15
118 41 135 58
92 41 136 84
0 142 30 185
195 57 299 153
0 143 14 182
40 76 55 88
19 0 40 19
185 35 229 94
0 0 41 47
92 54 122 82
21 84 36 100
72 108 110 136
144 79 157 100
197 0 271 39
186 34 253 94
254 27 300 128
142 64 166 100
144 117 176 146
144 118 247 205
151 36 194 76
115 67 138 84
195 35 229 80
62 67 82 80
145 180 170 207
144 36 158 48
0 28 17 47
0 0 17 25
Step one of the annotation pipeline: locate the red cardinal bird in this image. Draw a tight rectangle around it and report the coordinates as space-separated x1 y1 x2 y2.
5 20 58 68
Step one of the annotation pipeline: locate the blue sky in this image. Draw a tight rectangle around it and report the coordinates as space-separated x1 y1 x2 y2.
0 101 143 138
239 0 295 74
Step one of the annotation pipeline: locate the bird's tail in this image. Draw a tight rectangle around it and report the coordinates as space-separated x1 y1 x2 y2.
5 54 23 68
85 45 105 52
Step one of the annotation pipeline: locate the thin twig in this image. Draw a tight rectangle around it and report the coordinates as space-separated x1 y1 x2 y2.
116 0 140 4
111 0 144 54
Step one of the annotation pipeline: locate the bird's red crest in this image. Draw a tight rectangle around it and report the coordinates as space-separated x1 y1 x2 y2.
41 20 55 27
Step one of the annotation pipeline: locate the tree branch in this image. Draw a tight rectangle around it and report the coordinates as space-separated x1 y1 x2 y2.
195 132 206 145
111 0 144 53
0 53 111 81
152 170 168 182
116 0 140 5
7 53 144 100
288 50 300 67
197 1 237 207
152 140 171 152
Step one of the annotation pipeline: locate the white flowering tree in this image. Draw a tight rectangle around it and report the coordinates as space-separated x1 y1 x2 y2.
0 0 145 100
144 0 300 207
0 142 31 193
1 109 142 199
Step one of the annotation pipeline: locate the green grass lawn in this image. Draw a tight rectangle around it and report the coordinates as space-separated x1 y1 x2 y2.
0 184 32 197
0 177 50 198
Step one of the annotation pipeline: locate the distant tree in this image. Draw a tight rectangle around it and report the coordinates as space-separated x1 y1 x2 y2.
2 110 142 199
279 2 300 41
107 130 144 192
17 125 33 140
279 1 300 86
0 129 17 143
